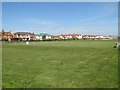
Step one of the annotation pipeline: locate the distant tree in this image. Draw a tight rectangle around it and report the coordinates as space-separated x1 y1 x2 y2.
2 29 5 34
42 35 46 40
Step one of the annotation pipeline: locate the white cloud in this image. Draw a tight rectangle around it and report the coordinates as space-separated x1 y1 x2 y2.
77 14 117 24
22 18 64 34
23 18 61 27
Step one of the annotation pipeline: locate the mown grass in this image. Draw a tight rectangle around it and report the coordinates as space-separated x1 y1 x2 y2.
2 40 118 88
0 42 2 88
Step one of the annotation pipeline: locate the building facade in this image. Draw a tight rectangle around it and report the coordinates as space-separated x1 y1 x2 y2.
14 32 36 41
35 33 52 40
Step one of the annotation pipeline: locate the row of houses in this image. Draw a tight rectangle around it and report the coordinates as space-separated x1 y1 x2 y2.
0 31 36 41
52 34 117 40
0 30 118 41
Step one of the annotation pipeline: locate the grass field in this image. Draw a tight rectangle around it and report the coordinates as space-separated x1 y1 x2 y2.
0 43 2 88
2 40 118 88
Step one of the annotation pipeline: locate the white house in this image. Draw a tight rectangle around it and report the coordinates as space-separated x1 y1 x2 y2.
14 32 35 41
102 36 112 40
82 35 96 40
35 34 42 40
35 32 52 40
61 34 82 39
82 35 113 40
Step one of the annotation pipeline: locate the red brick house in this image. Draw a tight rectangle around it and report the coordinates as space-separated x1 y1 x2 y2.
1 30 14 41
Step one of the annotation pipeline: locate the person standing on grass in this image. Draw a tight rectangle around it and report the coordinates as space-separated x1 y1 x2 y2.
113 42 120 48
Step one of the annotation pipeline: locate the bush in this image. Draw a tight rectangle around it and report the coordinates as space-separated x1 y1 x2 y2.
2 38 8 41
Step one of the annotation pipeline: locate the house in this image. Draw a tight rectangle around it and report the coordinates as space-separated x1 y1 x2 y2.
52 35 64 40
51 34 82 40
82 35 113 40
108 35 118 40
95 35 112 40
101 36 112 40
71 34 82 39
95 35 102 40
52 36 60 40
35 34 42 40
60 34 72 39
14 32 35 41
61 34 82 40
0 32 2 40
1 30 14 41
82 35 96 40
35 32 52 40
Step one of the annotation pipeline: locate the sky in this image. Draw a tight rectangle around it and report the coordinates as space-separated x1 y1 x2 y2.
2 2 118 35
2 0 120 2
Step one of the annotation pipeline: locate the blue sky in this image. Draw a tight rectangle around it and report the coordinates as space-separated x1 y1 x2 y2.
2 2 118 35
2 0 120 2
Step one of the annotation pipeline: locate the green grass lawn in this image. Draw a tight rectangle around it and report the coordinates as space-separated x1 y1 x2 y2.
0 43 2 88
2 40 118 88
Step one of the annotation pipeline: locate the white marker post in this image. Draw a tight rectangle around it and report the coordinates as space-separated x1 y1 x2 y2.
8 38 11 41
26 41 29 45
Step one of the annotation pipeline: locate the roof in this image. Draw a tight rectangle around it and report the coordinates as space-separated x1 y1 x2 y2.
2 32 13 36
36 33 51 36
82 35 96 37
61 34 81 37
52 36 60 38
14 32 35 35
